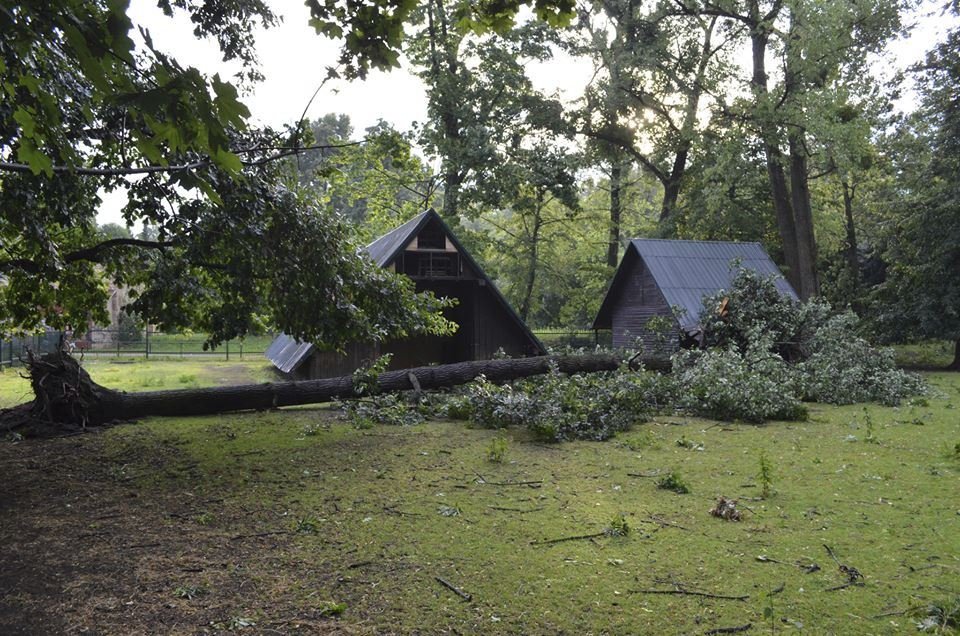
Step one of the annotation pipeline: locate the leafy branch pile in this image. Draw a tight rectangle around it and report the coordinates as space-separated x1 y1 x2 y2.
467 362 652 442
336 271 925 435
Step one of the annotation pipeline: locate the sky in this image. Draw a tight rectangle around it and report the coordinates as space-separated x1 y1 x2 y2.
98 0 957 226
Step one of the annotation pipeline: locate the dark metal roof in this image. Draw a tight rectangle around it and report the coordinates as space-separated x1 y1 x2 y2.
365 211 431 267
265 333 315 374
594 238 798 332
267 209 545 373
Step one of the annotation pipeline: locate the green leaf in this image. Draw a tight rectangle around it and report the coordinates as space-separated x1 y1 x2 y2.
13 107 36 137
213 148 243 173
17 137 53 177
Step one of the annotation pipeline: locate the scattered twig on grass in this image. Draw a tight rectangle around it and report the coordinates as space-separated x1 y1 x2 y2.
768 582 785 596
229 531 290 541
474 473 543 487
646 514 689 531
756 555 820 573
384 505 423 517
630 587 749 601
125 543 161 549
488 506 544 513
872 608 912 618
627 469 662 478
435 576 472 601
347 561 373 569
704 624 753 635
823 544 864 590
530 531 606 546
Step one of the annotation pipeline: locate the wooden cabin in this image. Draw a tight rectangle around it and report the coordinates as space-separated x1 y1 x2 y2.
593 239 797 351
267 209 545 379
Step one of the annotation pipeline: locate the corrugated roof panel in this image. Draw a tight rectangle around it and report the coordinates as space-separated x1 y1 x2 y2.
265 333 315 374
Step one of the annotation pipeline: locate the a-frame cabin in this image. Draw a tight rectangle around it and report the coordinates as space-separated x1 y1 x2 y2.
267 209 545 379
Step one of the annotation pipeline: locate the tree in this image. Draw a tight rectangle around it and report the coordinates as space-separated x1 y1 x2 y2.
293 118 436 236
675 0 903 300
407 6 555 221
480 140 582 323
872 11 960 368
567 0 732 233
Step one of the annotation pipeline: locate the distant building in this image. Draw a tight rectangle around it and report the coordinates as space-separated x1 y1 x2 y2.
593 238 797 351
267 209 545 379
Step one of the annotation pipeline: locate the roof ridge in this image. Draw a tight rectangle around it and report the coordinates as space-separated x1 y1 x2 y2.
629 237 762 245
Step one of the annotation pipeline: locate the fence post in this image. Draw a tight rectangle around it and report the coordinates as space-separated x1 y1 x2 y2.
239 343 243 360
226 341 230 361
180 342 183 358
145 328 150 359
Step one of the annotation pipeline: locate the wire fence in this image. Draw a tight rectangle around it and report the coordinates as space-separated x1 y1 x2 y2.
0 329 613 369
0 330 275 367
0 332 64 370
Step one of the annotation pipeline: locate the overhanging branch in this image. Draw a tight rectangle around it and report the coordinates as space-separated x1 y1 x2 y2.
0 141 366 177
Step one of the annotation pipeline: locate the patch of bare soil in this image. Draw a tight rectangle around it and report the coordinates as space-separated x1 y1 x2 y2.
0 433 353 635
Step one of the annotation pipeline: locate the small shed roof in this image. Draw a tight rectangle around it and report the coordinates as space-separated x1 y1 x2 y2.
265 333 315 375
594 238 798 332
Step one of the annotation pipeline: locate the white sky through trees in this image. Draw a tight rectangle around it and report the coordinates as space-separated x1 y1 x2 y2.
96 0 956 227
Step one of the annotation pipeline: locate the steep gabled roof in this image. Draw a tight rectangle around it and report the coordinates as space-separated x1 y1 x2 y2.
267 209 544 373
366 211 432 267
594 238 798 332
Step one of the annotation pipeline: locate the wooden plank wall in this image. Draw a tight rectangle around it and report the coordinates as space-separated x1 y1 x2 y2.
610 256 678 352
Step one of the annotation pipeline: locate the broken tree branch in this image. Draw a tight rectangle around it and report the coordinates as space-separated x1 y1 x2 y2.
630 587 749 601
530 532 606 546
435 576 472 601
704 624 753 635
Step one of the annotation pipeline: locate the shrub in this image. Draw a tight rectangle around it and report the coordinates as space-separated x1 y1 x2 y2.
486 436 508 463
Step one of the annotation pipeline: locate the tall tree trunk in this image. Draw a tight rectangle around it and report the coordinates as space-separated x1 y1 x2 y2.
519 199 544 321
442 170 461 220
660 156 685 227
3 352 673 435
841 179 860 288
607 161 623 267
788 132 819 299
950 337 960 371
428 0 463 221
750 24 803 294
659 16 717 228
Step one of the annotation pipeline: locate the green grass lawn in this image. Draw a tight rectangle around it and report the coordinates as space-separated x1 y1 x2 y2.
3 367 955 634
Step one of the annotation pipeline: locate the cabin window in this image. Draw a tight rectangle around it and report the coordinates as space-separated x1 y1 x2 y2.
399 251 460 278
417 225 446 250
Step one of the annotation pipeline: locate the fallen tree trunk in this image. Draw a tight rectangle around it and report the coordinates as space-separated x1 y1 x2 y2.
2 351 672 436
